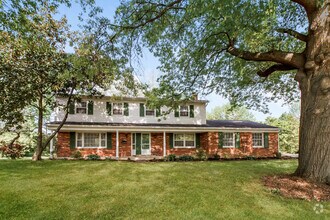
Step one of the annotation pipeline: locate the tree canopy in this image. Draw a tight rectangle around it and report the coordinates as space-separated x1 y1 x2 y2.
207 104 256 121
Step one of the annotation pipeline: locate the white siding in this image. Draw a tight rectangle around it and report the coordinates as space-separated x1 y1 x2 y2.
54 98 207 125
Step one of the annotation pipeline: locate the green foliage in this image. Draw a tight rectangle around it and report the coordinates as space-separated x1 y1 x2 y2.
178 155 194 161
213 152 221 160
195 149 208 161
86 154 100 160
164 154 176 161
265 112 299 154
207 103 256 121
113 0 307 111
0 143 25 159
71 150 82 159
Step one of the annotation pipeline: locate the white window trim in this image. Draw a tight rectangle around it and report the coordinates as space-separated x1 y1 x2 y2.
112 102 124 116
222 132 235 148
75 101 87 114
174 133 196 148
76 132 107 148
179 105 189 117
252 132 264 148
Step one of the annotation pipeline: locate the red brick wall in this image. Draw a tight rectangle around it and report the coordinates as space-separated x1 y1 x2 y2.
57 131 278 158
205 132 278 158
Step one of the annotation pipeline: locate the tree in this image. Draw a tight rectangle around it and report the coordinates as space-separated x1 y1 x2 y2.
112 0 330 183
207 104 256 121
0 1 136 160
265 113 299 154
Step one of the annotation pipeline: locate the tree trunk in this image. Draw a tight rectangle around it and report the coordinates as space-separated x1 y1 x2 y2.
32 94 43 161
295 3 330 184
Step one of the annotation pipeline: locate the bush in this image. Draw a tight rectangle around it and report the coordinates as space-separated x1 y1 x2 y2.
87 154 100 160
276 152 282 159
71 151 82 159
245 156 256 160
0 142 25 159
195 149 208 161
164 154 176 161
178 155 194 161
213 153 220 160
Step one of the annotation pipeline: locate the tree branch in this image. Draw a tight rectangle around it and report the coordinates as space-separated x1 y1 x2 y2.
121 0 184 29
227 45 305 69
257 64 297 77
42 86 75 152
277 28 308 42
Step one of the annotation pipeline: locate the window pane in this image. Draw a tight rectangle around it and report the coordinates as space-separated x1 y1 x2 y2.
113 103 123 115
174 140 184 146
174 134 184 141
146 109 155 116
223 133 234 147
252 133 263 147
185 141 195 147
76 102 87 114
180 105 189 116
185 134 194 141
84 133 99 147
142 134 149 144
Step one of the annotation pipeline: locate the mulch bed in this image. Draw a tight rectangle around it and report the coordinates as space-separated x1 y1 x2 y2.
263 175 330 201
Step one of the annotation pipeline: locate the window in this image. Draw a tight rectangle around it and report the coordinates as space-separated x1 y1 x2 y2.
223 133 235 148
180 105 189 117
174 133 195 148
252 133 263 148
76 101 87 114
113 103 123 115
146 108 155 116
76 133 106 148
142 134 150 149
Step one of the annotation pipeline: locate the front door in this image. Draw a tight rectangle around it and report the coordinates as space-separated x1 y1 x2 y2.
132 133 151 155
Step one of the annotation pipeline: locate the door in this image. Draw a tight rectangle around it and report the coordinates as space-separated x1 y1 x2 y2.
132 133 150 155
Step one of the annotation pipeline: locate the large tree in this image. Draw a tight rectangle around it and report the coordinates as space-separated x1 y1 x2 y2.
112 0 330 183
207 104 256 121
0 0 136 160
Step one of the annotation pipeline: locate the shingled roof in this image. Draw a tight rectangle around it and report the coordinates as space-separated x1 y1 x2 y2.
48 120 277 129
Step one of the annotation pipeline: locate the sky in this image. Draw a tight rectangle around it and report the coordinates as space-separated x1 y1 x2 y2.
57 0 291 121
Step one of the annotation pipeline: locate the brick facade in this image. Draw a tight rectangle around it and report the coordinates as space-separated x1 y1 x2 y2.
56 131 278 158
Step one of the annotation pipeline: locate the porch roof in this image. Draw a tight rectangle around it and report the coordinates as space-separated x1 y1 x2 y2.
47 120 279 132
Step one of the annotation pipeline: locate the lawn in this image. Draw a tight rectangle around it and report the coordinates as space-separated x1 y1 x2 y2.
0 159 329 219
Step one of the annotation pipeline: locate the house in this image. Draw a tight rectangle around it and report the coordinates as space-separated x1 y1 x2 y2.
47 95 279 159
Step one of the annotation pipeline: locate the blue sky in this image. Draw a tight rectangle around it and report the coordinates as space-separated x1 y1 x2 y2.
58 0 290 121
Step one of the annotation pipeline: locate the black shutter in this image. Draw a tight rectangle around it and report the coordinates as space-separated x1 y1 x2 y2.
124 103 129 116
69 101 75 114
106 102 112 116
264 133 269 148
88 101 94 115
70 132 76 149
196 133 201 148
218 132 223 148
169 133 174 149
107 132 112 149
189 105 194 118
235 133 240 148
140 103 145 117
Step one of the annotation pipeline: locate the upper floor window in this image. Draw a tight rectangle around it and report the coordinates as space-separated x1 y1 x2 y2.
252 133 263 148
146 108 155 116
180 105 189 117
223 133 235 148
76 101 87 114
174 133 195 148
113 103 123 115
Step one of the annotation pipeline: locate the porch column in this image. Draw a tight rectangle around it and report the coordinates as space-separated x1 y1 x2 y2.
49 136 54 159
116 130 119 159
163 131 166 157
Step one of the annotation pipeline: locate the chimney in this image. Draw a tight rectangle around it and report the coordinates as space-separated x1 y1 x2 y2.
192 92 198 100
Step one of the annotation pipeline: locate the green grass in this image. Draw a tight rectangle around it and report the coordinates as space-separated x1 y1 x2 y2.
0 160 329 220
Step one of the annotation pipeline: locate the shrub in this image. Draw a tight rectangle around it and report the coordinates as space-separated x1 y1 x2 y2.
213 153 220 160
0 142 25 159
164 154 176 161
71 150 82 159
245 156 256 160
276 152 282 159
195 149 208 161
87 154 100 160
178 155 194 161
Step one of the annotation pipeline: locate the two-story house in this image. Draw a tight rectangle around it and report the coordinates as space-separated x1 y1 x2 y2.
47 95 279 159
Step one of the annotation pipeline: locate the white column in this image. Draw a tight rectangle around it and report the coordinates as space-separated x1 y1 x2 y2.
50 137 54 159
116 130 119 159
163 131 166 157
